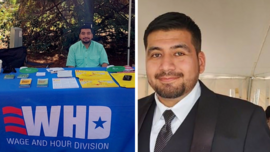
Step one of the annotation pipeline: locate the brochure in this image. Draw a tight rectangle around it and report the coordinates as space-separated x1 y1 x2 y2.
4 74 15 79
17 74 29 79
52 78 79 89
79 79 119 88
19 78 32 88
37 78 48 87
75 70 112 79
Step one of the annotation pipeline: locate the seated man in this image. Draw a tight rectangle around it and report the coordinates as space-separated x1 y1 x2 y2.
66 25 109 67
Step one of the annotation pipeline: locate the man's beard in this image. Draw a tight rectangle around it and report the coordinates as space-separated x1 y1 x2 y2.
154 82 186 99
82 40 90 44
150 71 186 98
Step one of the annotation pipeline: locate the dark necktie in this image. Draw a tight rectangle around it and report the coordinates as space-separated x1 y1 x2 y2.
154 110 175 152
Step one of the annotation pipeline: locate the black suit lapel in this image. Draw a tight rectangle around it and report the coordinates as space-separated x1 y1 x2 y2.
190 81 219 152
138 94 155 132
138 81 219 152
138 101 156 152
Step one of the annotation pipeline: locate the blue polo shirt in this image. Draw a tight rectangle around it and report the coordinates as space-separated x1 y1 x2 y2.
66 40 109 67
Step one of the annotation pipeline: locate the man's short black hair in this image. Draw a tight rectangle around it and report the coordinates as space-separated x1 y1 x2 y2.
266 106 270 119
143 12 201 53
80 25 92 34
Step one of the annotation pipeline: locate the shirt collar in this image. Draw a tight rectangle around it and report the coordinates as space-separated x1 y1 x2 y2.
154 81 201 123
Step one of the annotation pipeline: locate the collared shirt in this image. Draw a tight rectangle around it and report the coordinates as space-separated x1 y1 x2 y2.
150 81 201 152
66 40 109 67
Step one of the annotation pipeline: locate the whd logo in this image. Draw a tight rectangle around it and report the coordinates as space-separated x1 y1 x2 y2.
2 106 112 139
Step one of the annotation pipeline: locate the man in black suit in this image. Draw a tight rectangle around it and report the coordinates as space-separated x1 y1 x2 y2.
138 12 270 152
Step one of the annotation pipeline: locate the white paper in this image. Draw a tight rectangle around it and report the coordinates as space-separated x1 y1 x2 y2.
36 72 46 76
19 31 22 37
46 68 64 73
57 70 72 77
52 78 79 89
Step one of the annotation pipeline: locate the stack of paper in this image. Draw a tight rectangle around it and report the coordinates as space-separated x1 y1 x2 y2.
37 78 48 87
52 78 79 89
75 70 119 88
17 74 29 78
46 68 64 74
79 79 119 88
57 70 72 77
4 74 15 79
118 65 135 73
19 78 32 88
75 70 112 79
36 72 46 76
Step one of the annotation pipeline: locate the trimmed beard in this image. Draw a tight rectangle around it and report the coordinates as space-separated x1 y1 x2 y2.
153 82 186 99
151 71 185 98
148 70 198 99
82 40 90 44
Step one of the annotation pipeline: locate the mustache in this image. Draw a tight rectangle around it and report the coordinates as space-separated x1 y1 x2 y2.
155 71 184 79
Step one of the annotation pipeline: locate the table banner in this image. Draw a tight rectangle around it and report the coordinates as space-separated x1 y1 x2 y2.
0 103 134 151
0 68 135 152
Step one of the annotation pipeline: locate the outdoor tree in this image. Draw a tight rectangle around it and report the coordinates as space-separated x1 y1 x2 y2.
0 0 135 66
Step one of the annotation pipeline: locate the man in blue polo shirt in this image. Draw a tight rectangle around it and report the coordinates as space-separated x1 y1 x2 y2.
66 25 109 67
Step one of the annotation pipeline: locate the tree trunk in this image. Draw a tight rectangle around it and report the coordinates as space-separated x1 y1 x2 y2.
83 0 94 27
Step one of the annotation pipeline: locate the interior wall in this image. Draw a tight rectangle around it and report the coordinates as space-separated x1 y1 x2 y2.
200 78 248 100
250 79 270 110
138 75 148 99
138 0 270 77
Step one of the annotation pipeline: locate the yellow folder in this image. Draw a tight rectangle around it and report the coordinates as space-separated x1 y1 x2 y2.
79 79 119 88
110 73 135 88
75 70 112 79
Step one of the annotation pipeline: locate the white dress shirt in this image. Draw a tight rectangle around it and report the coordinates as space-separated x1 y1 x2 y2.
149 81 201 152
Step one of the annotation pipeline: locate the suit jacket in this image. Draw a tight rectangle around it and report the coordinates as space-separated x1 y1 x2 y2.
138 81 270 152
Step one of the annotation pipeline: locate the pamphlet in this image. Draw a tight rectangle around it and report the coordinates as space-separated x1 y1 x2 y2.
36 72 46 76
4 74 15 79
19 78 32 88
17 74 29 78
57 70 72 77
52 78 79 89
37 78 48 87
79 79 119 88
117 65 135 73
47 68 64 74
75 70 112 79
124 65 134 71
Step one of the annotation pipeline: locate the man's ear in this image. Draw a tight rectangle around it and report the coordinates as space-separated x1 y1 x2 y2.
198 51 206 74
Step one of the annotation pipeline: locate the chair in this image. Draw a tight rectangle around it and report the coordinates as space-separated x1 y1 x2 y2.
0 46 52 70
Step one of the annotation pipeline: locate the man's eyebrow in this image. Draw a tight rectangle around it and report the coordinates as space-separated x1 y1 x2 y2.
147 46 161 52
171 44 191 52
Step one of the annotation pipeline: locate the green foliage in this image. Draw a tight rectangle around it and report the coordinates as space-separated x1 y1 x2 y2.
93 0 135 61
0 1 19 46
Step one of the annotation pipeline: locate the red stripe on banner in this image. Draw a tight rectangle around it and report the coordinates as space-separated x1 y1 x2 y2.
2 107 23 116
5 126 27 135
4 116 25 126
